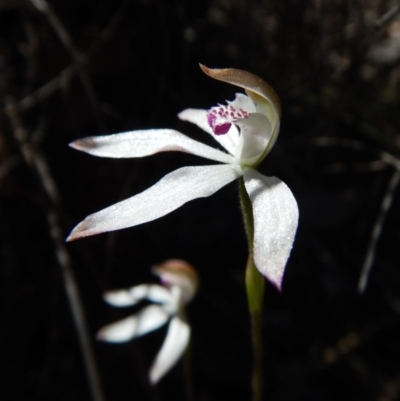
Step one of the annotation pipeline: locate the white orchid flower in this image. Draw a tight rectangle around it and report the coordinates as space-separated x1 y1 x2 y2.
97 260 198 384
67 65 298 290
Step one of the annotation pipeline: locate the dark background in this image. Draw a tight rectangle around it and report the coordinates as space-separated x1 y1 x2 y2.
2 0 400 400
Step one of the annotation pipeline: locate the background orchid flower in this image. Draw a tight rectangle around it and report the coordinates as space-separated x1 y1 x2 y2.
67 65 298 290
97 259 198 384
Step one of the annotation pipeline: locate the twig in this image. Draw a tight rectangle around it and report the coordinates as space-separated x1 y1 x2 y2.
47 209 106 401
347 2 400 80
325 160 387 174
19 62 80 111
377 369 400 401
375 2 400 30
19 0 130 112
3 94 105 401
356 1 400 63
312 136 400 293
358 170 400 293
28 0 105 131
312 137 400 171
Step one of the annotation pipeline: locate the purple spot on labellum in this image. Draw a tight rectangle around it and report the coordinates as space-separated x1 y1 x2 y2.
207 112 216 127
214 123 231 135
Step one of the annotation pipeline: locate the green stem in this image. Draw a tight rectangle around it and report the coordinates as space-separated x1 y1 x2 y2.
183 310 194 401
239 177 265 401
183 346 194 401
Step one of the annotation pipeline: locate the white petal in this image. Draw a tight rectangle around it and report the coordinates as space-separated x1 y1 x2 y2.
67 164 242 240
103 289 136 307
97 305 170 343
235 113 272 165
149 314 190 384
244 169 298 290
104 285 172 307
70 129 235 164
130 285 173 304
178 109 239 156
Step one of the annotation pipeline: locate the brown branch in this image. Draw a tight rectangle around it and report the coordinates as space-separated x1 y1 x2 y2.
28 0 105 131
3 92 106 401
19 0 130 112
312 136 400 293
358 170 400 293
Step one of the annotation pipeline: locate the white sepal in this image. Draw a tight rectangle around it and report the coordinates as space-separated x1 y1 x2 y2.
97 304 170 343
70 129 235 164
104 284 172 307
243 168 298 290
67 164 242 240
149 314 190 384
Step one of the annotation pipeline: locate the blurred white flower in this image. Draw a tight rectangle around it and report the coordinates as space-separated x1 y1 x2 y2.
97 260 198 384
67 65 298 290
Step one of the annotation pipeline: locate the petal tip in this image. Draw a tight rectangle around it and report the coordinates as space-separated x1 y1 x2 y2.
272 278 283 293
66 226 86 242
66 220 101 241
255 261 284 293
199 64 223 81
66 229 82 242
177 109 188 121
253 250 288 293
96 324 119 342
103 290 129 306
149 369 161 385
96 328 106 342
199 63 211 75
69 138 94 152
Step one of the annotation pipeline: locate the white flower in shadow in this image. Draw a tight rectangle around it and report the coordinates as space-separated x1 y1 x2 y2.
67 65 298 290
97 260 198 384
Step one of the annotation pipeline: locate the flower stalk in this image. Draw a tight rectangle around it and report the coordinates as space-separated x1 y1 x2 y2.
240 177 265 401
